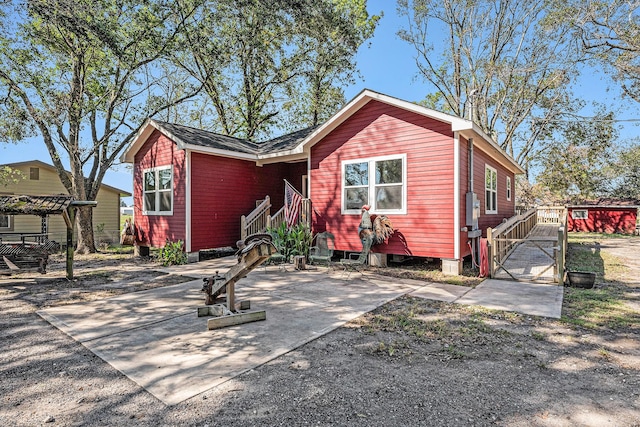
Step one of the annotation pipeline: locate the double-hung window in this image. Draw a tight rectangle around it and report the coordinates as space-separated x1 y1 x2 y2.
485 165 497 214
506 176 512 201
342 154 406 214
143 166 173 215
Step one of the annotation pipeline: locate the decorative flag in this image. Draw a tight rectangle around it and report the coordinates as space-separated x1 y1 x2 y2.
284 180 303 228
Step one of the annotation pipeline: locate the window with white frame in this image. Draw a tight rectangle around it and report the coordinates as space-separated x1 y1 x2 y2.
572 209 588 219
0 214 11 229
506 176 512 201
342 155 406 214
143 166 173 215
485 165 497 214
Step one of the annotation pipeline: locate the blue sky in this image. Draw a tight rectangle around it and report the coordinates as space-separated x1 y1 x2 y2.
1 0 638 204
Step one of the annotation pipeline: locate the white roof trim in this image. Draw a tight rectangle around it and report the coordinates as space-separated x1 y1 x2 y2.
291 89 474 151
121 118 157 163
121 118 259 163
122 90 524 175
256 145 305 160
181 144 257 161
258 89 523 174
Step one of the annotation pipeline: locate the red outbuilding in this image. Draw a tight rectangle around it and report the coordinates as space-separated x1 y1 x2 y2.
122 89 524 274
567 199 640 234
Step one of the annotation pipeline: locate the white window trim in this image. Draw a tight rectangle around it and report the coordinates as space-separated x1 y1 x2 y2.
142 165 173 216
341 154 407 215
485 165 498 215
572 209 588 220
0 214 11 229
506 176 512 201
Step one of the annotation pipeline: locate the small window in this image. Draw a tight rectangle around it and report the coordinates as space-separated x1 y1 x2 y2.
30 167 39 180
506 176 512 201
572 209 588 220
485 165 497 214
143 166 173 215
342 155 406 214
0 214 11 230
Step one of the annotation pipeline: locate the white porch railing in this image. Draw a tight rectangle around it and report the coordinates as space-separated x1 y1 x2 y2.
265 199 312 231
241 196 313 241
267 206 286 231
536 206 567 224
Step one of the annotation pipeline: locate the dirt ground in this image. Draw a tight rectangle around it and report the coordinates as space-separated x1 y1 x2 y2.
1 244 639 427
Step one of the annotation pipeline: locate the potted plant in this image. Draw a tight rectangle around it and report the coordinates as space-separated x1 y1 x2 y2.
566 271 596 288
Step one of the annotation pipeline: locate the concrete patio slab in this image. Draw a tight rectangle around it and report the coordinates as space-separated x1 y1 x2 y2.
39 279 204 342
38 265 420 405
453 279 563 319
37 257 564 406
410 282 473 302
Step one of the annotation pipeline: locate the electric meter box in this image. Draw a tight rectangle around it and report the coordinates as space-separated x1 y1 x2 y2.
466 192 480 229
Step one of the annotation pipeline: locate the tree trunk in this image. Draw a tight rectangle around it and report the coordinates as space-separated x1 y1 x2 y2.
75 206 96 254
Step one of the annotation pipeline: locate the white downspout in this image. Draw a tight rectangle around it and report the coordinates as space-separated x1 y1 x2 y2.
185 150 192 253
453 132 460 261
307 150 311 197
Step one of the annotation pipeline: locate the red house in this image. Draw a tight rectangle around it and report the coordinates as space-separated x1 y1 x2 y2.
122 90 524 274
567 199 640 234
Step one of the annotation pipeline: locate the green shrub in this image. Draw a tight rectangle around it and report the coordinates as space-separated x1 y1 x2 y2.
159 239 187 266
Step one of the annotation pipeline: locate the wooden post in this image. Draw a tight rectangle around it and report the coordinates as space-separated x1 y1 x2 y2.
265 196 270 231
65 207 75 280
557 226 565 285
240 215 246 240
487 227 495 278
227 280 236 313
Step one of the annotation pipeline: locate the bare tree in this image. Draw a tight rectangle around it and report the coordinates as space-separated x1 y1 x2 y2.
397 0 585 171
556 0 640 102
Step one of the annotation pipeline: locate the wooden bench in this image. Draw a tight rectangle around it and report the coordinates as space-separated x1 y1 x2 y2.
0 241 58 275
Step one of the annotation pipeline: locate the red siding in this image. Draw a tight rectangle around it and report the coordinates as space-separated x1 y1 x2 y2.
190 154 305 251
311 100 456 258
460 140 515 260
459 136 470 258
567 207 637 234
474 148 516 234
133 130 306 252
133 130 186 248
310 100 517 260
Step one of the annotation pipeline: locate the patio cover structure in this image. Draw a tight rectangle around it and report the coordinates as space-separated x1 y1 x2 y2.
0 195 96 279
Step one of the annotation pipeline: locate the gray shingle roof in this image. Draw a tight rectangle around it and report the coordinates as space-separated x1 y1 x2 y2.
152 120 318 156
153 121 261 155
257 126 319 153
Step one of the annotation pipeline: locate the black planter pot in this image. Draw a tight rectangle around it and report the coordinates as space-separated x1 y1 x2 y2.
567 271 596 289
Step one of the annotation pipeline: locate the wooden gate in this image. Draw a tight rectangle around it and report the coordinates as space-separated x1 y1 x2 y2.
488 207 567 283
492 234 559 283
